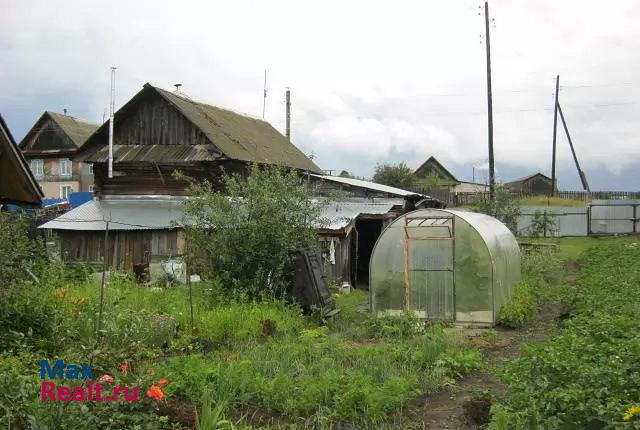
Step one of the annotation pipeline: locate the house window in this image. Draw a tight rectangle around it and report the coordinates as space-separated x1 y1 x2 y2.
60 158 72 176
30 159 44 177
88 163 94 176
60 185 73 199
88 185 94 192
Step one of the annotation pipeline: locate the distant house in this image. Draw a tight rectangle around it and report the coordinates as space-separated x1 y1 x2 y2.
19 111 99 199
414 156 460 187
0 113 43 209
504 173 557 195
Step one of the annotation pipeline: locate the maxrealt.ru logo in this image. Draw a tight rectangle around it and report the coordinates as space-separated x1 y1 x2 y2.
40 360 138 402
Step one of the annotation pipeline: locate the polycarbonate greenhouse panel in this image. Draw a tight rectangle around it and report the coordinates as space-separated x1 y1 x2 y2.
370 208 521 325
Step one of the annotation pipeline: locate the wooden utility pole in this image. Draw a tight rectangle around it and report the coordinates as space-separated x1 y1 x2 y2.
551 75 560 196
557 102 590 192
484 1 495 200
285 88 291 141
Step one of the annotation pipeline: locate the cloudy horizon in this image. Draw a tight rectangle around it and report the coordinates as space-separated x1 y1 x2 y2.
2 0 639 190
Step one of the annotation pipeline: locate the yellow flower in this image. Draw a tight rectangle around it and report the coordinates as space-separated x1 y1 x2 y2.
623 405 640 422
54 287 69 298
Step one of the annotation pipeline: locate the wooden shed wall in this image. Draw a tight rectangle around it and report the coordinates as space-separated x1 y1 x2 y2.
60 229 183 270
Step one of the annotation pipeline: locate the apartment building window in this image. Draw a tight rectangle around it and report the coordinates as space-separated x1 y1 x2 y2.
88 163 94 176
61 185 73 199
30 159 44 177
60 158 72 177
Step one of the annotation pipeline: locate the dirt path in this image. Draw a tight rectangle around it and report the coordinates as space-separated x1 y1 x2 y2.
404 301 564 430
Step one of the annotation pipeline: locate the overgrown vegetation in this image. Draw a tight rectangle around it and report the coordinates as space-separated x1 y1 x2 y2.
371 162 415 189
181 164 326 298
472 184 521 233
492 241 640 428
0 212 41 288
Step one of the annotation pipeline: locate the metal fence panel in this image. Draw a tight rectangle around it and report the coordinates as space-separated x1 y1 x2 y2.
518 206 588 237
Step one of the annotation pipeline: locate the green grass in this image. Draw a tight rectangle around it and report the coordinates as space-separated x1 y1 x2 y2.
491 240 640 428
519 196 587 207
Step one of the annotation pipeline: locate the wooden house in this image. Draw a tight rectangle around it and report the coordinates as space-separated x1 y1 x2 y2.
504 173 557 195
41 83 441 287
414 156 460 187
19 111 99 199
0 114 43 208
74 83 321 196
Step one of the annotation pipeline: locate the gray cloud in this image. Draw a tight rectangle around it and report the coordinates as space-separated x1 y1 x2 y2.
1 0 639 190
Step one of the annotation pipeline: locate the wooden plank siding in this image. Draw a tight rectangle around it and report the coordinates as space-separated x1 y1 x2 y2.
110 94 210 147
59 229 182 270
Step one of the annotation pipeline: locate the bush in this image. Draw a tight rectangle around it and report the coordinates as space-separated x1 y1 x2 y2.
0 212 41 288
182 164 326 298
497 280 538 328
472 184 520 233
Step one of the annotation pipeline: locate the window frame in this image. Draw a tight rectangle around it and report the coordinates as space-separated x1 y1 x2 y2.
60 158 72 177
60 185 73 199
30 159 44 177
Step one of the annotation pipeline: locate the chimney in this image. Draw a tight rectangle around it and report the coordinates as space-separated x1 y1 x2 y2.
285 88 291 141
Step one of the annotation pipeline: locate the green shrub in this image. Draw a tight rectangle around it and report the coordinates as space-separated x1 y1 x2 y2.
497 280 538 328
0 212 41 288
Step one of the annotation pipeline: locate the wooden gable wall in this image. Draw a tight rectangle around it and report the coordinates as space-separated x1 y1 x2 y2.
110 93 211 147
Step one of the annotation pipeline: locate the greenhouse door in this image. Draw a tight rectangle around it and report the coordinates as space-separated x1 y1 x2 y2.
403 215 455 320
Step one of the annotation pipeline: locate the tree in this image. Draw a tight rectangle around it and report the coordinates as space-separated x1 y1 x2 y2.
182 165 326 298
0 212 40 289
473 184 521 234
423 172 442 189
372 162 415 189
338 170 354 178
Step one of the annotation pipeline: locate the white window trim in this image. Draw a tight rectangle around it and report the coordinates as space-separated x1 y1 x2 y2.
31 159 44 177
60 185 73 199
60 158 72 177
88 185 94 192
88 163 94 176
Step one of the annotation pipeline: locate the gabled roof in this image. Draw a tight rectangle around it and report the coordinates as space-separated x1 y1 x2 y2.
414 156 459 183
76 84 321 172
0 114 44 205
504 172 552 185
19 111 99 153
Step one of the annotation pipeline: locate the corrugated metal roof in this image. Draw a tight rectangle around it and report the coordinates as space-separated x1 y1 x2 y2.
320 200 401 230
312 174 426 197
39 197 400 233
83 144 222 163
38 198 185 231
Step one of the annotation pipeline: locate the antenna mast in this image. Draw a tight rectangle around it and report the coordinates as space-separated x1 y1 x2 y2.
108 66 116 179
484 2 495 200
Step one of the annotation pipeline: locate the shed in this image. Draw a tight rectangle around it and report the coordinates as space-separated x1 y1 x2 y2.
504 173 556 195
369 209 521 325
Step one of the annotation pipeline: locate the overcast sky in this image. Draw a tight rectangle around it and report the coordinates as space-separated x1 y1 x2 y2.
2 0 639 190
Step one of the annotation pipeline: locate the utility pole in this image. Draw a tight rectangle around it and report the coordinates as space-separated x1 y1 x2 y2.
285 88 291 141
551 74 559 196
484 1 495 200
557 102 590 192
262 70 267 119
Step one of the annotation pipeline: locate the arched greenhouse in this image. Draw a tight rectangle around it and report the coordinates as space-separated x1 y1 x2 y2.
369 209 521 325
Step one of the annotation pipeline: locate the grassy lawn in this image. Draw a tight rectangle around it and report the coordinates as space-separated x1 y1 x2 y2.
518 196 587 207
